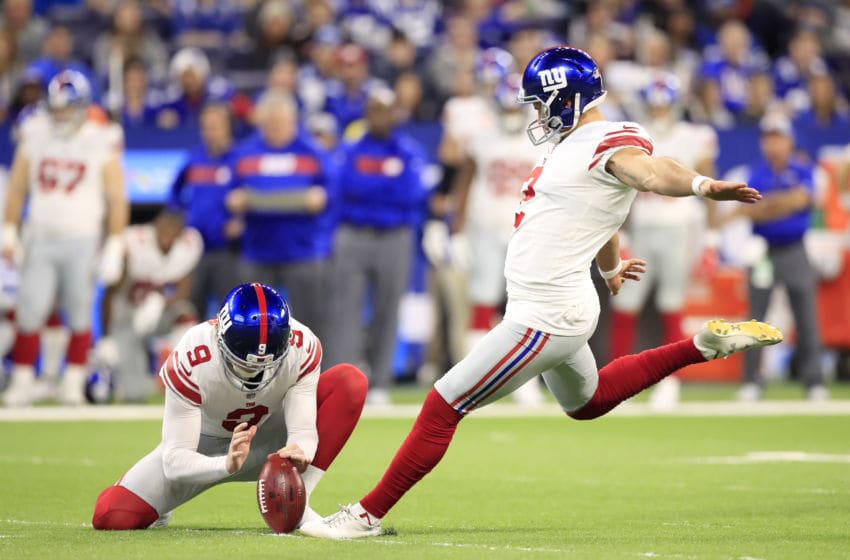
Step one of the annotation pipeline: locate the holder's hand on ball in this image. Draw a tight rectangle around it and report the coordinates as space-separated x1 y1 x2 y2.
271 443 309 473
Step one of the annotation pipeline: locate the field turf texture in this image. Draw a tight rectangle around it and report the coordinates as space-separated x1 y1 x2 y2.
1 391 849 559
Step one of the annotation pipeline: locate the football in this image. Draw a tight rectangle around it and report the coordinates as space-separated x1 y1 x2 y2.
256 455 306 534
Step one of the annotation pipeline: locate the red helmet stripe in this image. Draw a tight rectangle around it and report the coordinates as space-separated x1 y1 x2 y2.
252 283 268 349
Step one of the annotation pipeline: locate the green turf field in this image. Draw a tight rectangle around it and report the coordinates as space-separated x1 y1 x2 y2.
1 410 849 559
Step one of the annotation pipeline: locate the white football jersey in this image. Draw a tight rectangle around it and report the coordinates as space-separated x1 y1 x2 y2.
630 121 717 227
441 96 499 155
159 318 322 439
466 116 545 235
504 121 653 335
20 109 123 237
119 224 203 309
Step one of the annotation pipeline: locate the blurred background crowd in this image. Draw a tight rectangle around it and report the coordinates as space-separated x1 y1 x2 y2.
0 0 848 407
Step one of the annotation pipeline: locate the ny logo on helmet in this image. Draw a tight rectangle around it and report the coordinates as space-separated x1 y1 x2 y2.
539 67 568 93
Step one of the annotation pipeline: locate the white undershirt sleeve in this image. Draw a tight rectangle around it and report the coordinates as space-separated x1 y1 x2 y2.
283 368 319 462
160 391 230 484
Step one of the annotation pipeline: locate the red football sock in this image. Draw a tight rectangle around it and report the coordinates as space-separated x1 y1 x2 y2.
570 338 705 420
360 389 463 518
661 312 684 345
471 305 497 331
45 311 63 328
66 330 92 366
12 332 39 366
608 310 637 361
312 364 368 471
92 485 158 530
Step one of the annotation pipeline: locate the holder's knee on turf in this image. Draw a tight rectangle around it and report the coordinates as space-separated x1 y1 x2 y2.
92 485 158 530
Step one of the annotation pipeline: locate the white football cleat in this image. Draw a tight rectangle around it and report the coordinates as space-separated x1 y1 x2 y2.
297 505 322 529
694 319 783 360
58 365 87 406
366 388 391 406
649 376 681 411
2 366 36 407
31 377 58 403
737 382 762 402
807 384 829 402
299 503 382 539
149 511 172 528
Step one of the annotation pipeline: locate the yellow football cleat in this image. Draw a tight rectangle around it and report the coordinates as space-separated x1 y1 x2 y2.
694 319 784 360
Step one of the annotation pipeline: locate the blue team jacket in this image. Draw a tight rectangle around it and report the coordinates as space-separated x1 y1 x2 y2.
337 130 428 229
747 158 815 247
230 133 334 264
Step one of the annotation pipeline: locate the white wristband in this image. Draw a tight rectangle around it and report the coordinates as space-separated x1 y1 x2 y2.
1 223 18 250
691 175 711 197
598 260 623 280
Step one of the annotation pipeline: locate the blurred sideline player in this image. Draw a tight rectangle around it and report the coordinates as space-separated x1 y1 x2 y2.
607 75 719 409
450 72 546 406
169 104 242 319
92 283 367 530
420 50 513 376
424 49 543 404
1 70 128 407
96 210 203 403
301 46 781 539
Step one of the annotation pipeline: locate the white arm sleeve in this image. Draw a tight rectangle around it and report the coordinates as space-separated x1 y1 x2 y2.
160 391 230 484
282 368 319 462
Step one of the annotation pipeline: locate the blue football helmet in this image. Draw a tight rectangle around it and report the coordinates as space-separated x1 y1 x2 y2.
475 47 515 86
47 69 91 110
217 283 291 392
46 69 91 135
640 74 681 107
518 46 607 145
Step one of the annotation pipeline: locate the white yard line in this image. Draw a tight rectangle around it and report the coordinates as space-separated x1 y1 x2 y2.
0 455 96 467
2 400 850 422
685 451 850 465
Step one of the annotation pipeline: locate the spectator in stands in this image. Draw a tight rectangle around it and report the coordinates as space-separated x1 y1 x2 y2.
372 29 421 87
739 69 777 125
506 26 545 74
259 55 299 110
114 57 161 128
169 104 240 319
305 111 338 151
394 70 431 123
7 64 45 125
793 73 850 160
29 26 95 93
567 0 633 59
92 0 169 88
584 34 628 122
296 25 340 117
426 16 479 104
0 29 22 124
233 0 308 71
325 43 384 135
698 20 770 121
731 114 827 401
173 0 241 52
225 92 334 339
96 209 202 402
324 89 428 405
0 0 47 61
157 47 233 129
774 28 828 115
